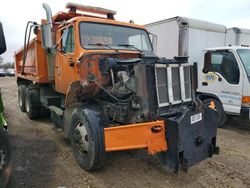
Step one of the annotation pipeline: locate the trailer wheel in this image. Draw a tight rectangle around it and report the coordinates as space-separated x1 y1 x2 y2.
18 85 26 112
0 128 12 188
69 105 105 171
203 98 227 127
25 88 40 120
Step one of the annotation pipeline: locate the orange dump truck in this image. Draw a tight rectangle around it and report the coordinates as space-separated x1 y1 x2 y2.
14 3 219 172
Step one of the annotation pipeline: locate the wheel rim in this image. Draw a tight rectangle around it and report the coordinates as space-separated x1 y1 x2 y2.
73 120 89 156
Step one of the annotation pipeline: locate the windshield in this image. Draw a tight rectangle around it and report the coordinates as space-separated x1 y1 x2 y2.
79 22 152 52
237 49 250 77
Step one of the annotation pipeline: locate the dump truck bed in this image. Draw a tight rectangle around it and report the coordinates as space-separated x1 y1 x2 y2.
14 32 49 83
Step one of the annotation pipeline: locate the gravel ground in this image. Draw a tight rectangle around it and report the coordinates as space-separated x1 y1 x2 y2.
0 77 250 188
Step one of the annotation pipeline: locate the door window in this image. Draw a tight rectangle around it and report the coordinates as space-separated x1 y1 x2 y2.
210 50 240 84
62 27 75 53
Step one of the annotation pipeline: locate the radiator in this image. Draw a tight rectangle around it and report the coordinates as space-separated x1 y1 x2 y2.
155 64 192 107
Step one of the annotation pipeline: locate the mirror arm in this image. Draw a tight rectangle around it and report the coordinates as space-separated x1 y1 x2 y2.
213 72 222 81
203 69 222 82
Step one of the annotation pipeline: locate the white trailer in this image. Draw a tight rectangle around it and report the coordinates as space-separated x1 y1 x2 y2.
146 17 226 64
226 27 250 46
146 17 250 126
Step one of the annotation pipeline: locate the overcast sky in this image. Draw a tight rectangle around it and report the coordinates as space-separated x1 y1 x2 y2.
1 0 250 62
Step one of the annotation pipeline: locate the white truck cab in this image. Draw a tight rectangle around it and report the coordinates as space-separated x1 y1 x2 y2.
197 46 250 124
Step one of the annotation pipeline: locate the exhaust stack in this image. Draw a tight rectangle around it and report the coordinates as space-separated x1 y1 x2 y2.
42 3 53 29
41 3 55 81
41 3 53 49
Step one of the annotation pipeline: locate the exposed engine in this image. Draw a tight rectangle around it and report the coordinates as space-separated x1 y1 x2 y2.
97 57 142 124
97 56 192 125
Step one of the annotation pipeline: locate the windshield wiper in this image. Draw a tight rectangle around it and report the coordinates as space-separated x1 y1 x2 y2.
118 44 143 53
88 43 117 51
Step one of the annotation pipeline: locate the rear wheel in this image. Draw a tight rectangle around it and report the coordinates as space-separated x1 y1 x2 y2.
69 105 105 171
203 98 227 127
25 88 40 120
18 85 26 112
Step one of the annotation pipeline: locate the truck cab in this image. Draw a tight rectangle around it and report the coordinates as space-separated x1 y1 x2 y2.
197 46 250 124
53 15 153 94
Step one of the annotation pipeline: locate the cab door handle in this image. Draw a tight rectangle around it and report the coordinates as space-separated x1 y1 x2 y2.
202 82 208 86
69 61 75 67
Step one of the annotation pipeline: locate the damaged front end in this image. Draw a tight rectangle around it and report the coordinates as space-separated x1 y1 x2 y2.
78 52 219 172
134 56 219 172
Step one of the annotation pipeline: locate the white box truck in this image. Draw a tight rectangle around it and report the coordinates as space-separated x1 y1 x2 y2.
146 17 250 126
226 27 250 46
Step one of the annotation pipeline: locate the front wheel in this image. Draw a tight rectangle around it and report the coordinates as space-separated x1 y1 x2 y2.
203 98 227 127
69 105 105 171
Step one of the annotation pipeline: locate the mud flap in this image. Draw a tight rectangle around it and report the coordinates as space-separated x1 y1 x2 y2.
157 107 219 173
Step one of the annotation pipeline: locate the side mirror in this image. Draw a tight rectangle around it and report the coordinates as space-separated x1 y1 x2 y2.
149 32 157 53
203 51 213 73
33 25 39 35
41 23 52 49
0 23 6 55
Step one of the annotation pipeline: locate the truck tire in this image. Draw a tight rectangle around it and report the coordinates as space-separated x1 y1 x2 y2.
0 128 12 188
202 98 227 127
18 85 26 112
25 88 40 120
39 106 50 118
69 105 105 171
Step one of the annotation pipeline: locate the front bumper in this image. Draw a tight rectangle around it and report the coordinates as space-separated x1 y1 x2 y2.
157 106 219 172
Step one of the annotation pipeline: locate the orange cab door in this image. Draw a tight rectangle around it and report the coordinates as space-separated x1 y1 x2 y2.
55 26 78 94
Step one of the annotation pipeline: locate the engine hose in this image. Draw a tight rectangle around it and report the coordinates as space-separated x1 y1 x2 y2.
110 69 115 86
22 24 34 74
97 83 131 103
21 21 36 74
21 21 32 74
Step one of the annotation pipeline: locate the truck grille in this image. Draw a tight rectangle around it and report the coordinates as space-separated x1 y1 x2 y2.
155 64 192 107
183 66 191 99
172 67 181 101
155 67 169 104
